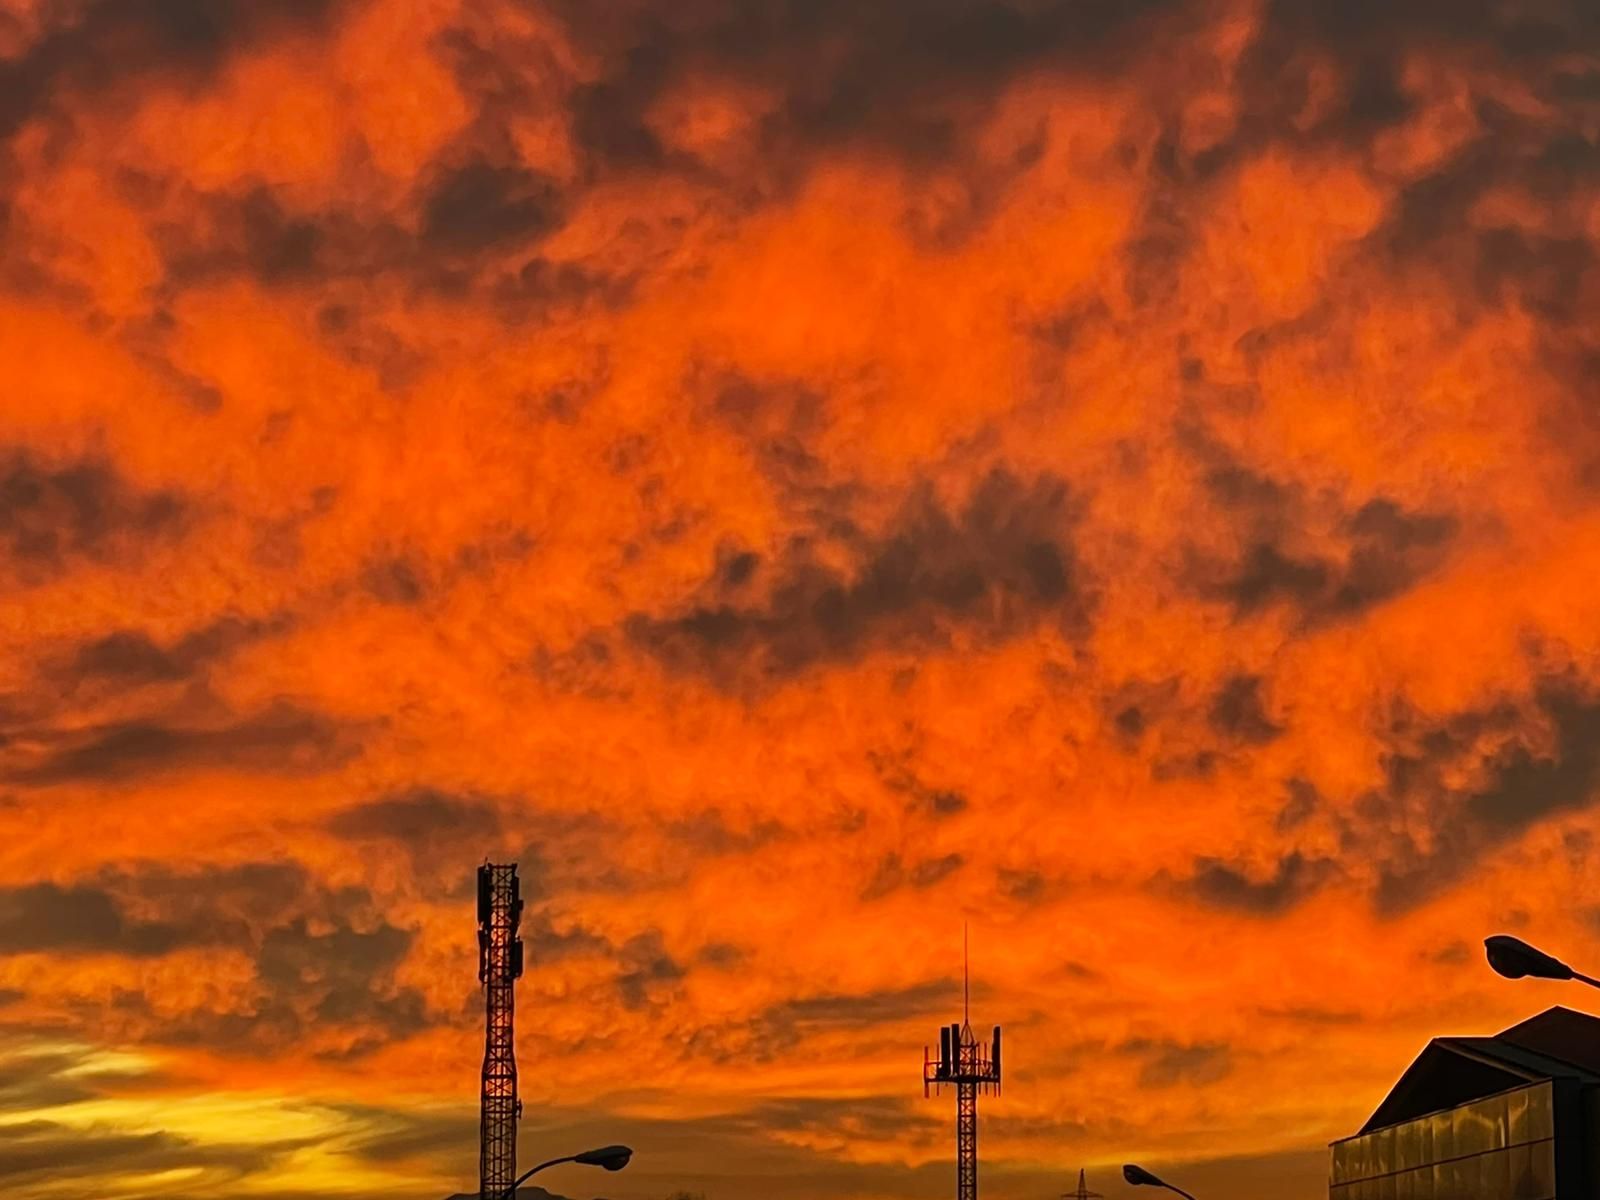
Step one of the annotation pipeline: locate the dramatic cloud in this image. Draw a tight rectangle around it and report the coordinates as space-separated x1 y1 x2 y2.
0 450 186 584
0 883 189 956
629 469 1087 684
1364 680 1600 913
1184 852 1335 916
1 701 353 786
4 0 1600 1198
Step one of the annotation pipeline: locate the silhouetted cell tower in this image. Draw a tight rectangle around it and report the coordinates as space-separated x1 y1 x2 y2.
923 928 1001 1200
1062 1168 1105 1200
478 863 524 1200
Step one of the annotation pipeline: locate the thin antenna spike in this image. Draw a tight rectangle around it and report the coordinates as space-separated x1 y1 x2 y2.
963 921 970 1026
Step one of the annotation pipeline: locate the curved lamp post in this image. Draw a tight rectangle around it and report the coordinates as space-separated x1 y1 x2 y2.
1123 1163 1197 1200
501 1144 633 1198
1484 935 1600 989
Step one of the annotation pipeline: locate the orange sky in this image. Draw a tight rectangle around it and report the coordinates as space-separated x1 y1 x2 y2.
3 1 1600 1197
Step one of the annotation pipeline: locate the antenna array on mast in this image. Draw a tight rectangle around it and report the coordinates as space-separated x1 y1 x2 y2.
923 927 1003 1200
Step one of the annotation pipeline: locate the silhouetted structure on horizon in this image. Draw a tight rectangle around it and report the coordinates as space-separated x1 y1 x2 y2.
923 929 1002 1200
1332 1006 1600 1200
478 863 526 1200
1061 1168 1104 1200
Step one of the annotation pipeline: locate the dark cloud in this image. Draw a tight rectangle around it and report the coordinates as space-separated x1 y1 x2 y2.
909 852 965 887
57 614 288 687
0 1044 182 1114
738 1094 939 1143
326 788 501 844
1212 543 1330 616
1365 681 1600 912
615 930 686 1011
155 185 412 294
1276 777 1321 831
1346 498 1457 559
1202 462 1292 513
664 808 788 855
1106 676 1181 746
539 0 1184 173
1233 2 1599 164
518 912 611 964
97 861 308 932
1 700 354 786
0 0 341 140
1553 69 1600 100
1230 498 1455 622
1252 0 1590 58
489 255 639 315
336 1104 474 1165
756 979 957 1037
1119 1037 1234 1088
1374 109 1600 317
117 943 426 1060
1474 227 1597 324
158 185 332 286
1256 1004 1362 1025
1205 15 1600 433
327 790 622 908
1207 674 1283 744
0 862 429 1056
698 941 745 968
1464 687 1600 826
1186 851 1334 915
0 1116 310 1189
868 749 968 818
996 867 1045 903
262 917 427 1055
0 1050 102 1112
1183 441 1459 624
630 469 1089 682
0 449 186 583
0 882 188 956
859 851 965 900
1428 939 1472 966
421 161 565 253
1106 670 1291 777
333 790 632 908
155 179 611 321
696 372 837 499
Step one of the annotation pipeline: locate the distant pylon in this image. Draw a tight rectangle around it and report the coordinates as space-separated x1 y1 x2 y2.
1062 1168 1105 1200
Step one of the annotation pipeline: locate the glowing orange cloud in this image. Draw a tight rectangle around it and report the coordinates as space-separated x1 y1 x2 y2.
2 1 1600 1198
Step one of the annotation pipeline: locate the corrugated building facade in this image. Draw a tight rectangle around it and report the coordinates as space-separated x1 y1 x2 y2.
1331 1008 1600 1200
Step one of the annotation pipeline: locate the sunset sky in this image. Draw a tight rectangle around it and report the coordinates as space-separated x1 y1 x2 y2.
3 1 1600 1198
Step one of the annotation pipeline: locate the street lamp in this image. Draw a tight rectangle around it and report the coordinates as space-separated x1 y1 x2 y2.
501 1144 633 1198
1123 1163 1197 1200
1484 935 1600 988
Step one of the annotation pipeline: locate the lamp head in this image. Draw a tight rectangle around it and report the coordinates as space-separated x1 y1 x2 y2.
1124 1164 1164 1187
574 1144 633 1172
1485 935 1574 981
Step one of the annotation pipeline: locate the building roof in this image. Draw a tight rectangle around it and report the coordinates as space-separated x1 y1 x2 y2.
1357 1006 1600 1135
1497 1005 1600 1074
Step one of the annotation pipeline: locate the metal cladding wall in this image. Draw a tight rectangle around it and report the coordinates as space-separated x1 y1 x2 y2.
1329 1080 1563 1200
